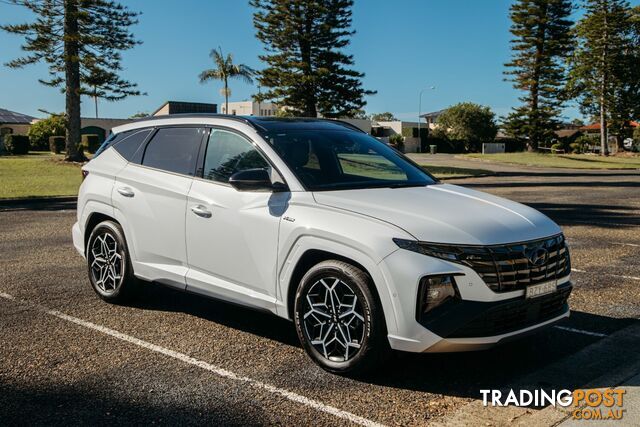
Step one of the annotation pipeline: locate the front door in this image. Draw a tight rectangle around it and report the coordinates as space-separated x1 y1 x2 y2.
185 128 288 311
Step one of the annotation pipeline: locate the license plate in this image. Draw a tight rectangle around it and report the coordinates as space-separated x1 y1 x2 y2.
525 281 557 299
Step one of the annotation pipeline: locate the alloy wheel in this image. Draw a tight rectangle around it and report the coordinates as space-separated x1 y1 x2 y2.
301 277 366 362
89 231 124 294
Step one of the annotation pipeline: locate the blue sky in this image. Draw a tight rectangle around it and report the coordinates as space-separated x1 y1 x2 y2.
1 0 637 121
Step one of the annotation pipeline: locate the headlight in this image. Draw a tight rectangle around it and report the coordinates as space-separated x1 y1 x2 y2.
393 238 462 261
417 275 457 315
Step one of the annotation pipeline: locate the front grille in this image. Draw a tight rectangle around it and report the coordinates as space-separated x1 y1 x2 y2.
458 234 571 292
448 285 572 338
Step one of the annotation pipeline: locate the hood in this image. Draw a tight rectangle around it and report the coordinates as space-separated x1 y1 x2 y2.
313 183 561 245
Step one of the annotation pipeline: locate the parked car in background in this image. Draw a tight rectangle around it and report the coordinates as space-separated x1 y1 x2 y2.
73 115 572 374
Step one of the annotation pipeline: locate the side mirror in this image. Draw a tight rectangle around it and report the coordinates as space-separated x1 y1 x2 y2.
228 168 288 192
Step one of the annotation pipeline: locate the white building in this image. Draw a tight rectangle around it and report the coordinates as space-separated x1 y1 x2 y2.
220 101 278 117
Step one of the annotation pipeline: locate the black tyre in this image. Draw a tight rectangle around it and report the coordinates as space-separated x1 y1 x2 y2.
86 220 137 303
294 260 391 375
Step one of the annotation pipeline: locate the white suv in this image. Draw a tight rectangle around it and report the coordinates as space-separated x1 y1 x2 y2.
73 115 572 374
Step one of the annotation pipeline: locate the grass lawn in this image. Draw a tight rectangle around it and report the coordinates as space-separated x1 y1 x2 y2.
0 152 83 199
464 152 640 170
418 165 493 179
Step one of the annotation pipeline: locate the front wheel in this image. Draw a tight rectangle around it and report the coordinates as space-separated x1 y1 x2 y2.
86 220 137 303
294 260 391 375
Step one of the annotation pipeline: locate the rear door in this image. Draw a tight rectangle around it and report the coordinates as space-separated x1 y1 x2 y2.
112 126 207 288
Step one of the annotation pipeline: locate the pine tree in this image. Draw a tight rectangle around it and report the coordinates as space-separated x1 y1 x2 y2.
568 0 637 154
503 0 574 151
2 0 142 161
250 0 375 118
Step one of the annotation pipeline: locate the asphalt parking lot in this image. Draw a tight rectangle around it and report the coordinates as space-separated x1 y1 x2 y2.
1 167 639 426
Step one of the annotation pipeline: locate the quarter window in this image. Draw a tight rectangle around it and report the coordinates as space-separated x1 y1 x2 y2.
142 127 204 175
113 128 152 162
202 129 269 183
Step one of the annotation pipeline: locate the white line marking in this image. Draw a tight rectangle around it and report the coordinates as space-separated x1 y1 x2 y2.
0 292 383 427
571 268 640 281
611 242 640 248
611 274 640 281
553 326 607 338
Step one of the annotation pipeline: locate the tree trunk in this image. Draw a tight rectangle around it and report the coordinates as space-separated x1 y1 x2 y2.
64 0 84 162
600 9 609 156
600 99 609 156
300 9 316 117
224 77 229 115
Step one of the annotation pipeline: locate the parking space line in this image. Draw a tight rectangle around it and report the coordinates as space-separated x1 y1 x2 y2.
611 242 640 248
571 268 640 281
0 291 384 427
553 326 607 338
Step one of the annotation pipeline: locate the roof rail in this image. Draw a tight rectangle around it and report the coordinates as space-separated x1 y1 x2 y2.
129 113 266 132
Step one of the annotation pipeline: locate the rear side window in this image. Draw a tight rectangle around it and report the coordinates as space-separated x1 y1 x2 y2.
141 127 204 176
113 129 152 162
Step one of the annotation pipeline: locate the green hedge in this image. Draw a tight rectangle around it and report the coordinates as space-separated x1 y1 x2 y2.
4 134 30 155
49 136 66 154
80 134 100 154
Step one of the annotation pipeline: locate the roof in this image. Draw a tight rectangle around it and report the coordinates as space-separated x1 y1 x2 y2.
246 117 366 133
555 129 582 138
112 114 365 135
152 101 218 116
420 109 445 119
0 108 36 125
580 121 639 131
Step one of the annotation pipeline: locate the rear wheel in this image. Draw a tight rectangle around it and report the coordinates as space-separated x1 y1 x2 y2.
294 260 391 375
86 220 136 303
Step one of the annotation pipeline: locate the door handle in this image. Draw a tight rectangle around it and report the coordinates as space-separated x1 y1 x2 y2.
191 205 212 218
117 187 135 198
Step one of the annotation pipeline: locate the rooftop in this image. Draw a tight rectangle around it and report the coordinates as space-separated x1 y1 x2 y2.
0 108 36 125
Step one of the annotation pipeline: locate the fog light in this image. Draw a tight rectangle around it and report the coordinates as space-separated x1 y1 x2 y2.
417 275 457 316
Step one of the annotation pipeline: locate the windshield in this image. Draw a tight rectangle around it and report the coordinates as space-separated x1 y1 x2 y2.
262 129 437 191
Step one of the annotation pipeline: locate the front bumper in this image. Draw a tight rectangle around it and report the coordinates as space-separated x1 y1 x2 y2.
422 283 571 352
379 248 572 353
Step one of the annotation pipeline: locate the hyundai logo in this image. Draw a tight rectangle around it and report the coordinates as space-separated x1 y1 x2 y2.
526 247 549 266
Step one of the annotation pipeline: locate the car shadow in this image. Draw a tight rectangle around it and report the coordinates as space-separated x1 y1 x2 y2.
525 202 640 227
127 282 637 399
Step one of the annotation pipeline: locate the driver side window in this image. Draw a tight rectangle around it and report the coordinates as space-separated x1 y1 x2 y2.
203 129 269 183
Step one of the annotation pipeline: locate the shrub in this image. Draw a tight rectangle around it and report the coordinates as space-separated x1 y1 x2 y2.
570 135 591 154
4 134 30 155
388 134 405 151
81 134 101 153
49 136 66 154
551 143 565 153
28 114 67 150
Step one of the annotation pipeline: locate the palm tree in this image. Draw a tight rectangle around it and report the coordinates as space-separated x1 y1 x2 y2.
199 47 255 114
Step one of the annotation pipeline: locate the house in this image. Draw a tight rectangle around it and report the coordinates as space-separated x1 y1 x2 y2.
220 101 277 116
420 110 445 130
371 120 427 153
579 121 639 136
0 108 36 137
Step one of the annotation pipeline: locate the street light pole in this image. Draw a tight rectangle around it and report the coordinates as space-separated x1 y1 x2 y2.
418 86 435 153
